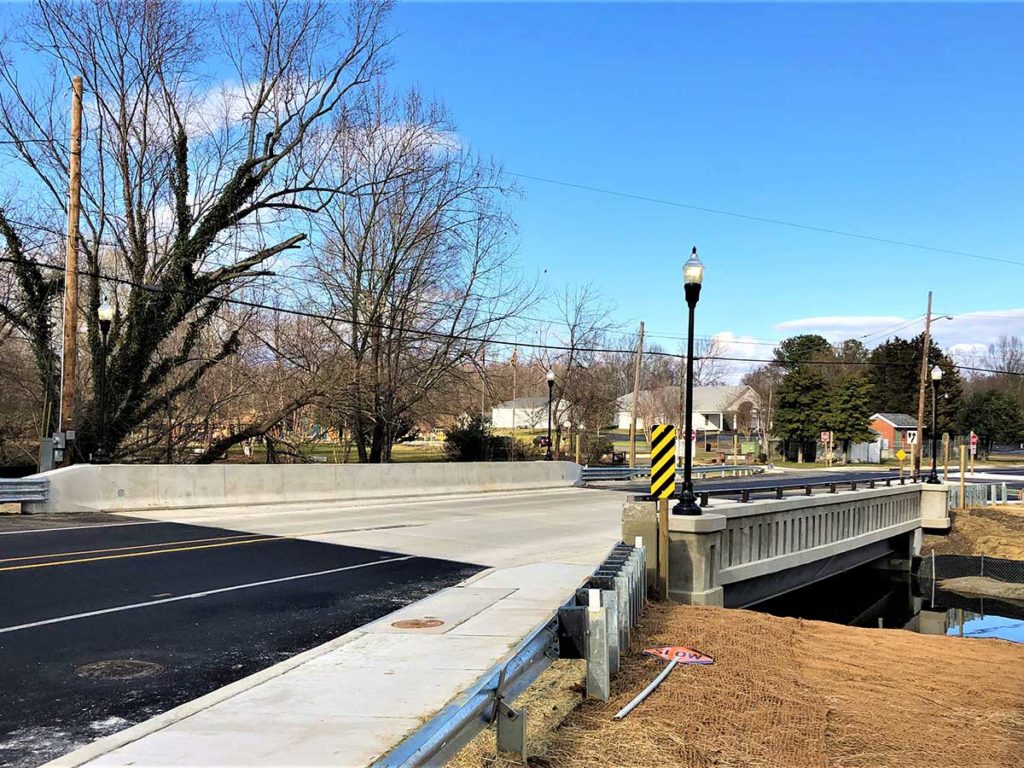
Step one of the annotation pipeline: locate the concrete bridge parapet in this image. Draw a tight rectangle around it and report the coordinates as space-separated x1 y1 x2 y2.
623 484 941 608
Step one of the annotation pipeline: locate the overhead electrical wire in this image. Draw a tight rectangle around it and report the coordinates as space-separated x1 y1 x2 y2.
508 172 1024 268
2 255 1022 379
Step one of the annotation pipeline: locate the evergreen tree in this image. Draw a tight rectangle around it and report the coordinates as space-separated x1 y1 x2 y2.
867 333 962 431
956 391 1024 454
826 375 875 451
773 334 832 369
773 367 829 462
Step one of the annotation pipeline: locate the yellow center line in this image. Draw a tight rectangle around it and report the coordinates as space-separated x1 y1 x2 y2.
0 536 283 573
0 532 266 565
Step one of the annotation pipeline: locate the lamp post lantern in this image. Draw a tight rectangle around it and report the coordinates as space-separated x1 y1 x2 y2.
926 365 942 484
674 246 704 515
545 369 555 461
92 298 114 465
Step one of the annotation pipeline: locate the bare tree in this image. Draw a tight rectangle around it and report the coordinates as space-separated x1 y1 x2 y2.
981 335 1024 404
304 87 529 462
538 285 620 453
0 0 391 460
743 364 784 456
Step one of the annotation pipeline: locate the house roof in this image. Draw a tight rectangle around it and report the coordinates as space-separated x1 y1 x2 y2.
871 413 918 428
616 385 755 413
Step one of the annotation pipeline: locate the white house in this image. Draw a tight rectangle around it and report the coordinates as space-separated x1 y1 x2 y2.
615 385 760 432
491 397 570 429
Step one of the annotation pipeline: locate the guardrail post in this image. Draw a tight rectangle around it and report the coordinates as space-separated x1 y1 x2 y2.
495 701 527 759
602 589 620 675
585 590 610 701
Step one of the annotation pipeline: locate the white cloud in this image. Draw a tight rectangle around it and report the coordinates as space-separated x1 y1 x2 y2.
771 309 1024 364
774 315 907 339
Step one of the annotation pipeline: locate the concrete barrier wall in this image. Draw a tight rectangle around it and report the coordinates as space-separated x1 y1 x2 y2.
26 461 583 514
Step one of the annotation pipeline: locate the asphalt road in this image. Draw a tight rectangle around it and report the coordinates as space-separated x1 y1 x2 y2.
0 517 482 768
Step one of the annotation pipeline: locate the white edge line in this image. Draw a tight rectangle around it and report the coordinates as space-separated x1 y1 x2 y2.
0 556 414 635
0 520 164 536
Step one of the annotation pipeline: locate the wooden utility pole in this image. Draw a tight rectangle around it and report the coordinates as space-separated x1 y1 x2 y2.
628 322 645 468
914 291 933 480
59 75 84 447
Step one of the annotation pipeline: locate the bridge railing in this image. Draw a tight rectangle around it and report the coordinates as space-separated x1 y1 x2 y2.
697 475 920 506
625 482 930 608
715 485 921 580
581 464 764 483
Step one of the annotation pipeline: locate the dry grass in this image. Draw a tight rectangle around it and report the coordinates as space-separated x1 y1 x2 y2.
451 604 1024 768
447 660 585 768
924 504 1024 559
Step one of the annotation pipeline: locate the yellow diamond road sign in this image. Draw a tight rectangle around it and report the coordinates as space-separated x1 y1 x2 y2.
895 448 906 461
650 424 677 500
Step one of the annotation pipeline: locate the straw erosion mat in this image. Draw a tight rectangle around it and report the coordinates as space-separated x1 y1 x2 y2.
535 604 1024 768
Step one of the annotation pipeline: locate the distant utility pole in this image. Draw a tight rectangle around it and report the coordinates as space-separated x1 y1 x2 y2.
914 291 933 480
628 322 645 468
58 75 84 453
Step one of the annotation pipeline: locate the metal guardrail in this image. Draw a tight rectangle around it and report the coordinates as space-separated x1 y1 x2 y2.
947 482 1008 510
0 478 47 504
627 475 923 507
698 475 923 506
581 464 765 482
374 540 648 767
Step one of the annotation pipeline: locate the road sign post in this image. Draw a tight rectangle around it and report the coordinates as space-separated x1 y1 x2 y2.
969 431 978 476
896 448 906 480
650 425 677 600
959 445 967 509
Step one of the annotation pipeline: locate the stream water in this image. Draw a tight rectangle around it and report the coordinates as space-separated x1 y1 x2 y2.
751 557 1024 643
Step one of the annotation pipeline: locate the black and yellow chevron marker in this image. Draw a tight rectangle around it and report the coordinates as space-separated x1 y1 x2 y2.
650 424 677 499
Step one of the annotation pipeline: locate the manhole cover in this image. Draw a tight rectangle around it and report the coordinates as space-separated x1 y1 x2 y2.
391 618 444 629
75 659 164 680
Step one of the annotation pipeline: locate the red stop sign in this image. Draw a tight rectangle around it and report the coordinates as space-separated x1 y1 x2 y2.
970 432 978 447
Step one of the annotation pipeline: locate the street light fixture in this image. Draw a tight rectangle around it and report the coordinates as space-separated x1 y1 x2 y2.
92 298 115 465
674 246 705 515
926 365 943 484
545 369 555 461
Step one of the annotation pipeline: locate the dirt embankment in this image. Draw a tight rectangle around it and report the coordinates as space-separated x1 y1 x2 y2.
924 504 1024 559
453 603 1024 768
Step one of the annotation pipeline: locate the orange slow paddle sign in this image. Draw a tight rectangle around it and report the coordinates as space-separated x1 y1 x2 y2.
643 646 714 665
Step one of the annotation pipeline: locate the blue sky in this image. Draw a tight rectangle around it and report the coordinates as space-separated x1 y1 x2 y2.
3 2 1021 368
384 2 1024 363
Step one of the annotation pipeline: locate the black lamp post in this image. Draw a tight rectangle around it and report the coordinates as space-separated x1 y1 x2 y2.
91 298 114 465
545 369 554 460
926 365 942 484
674 246 705 515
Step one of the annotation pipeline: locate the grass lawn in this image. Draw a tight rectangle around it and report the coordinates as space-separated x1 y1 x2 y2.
236 442 447 463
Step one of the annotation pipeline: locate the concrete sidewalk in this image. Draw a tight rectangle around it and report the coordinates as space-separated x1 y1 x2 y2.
44 487 622 767
48 562 593 768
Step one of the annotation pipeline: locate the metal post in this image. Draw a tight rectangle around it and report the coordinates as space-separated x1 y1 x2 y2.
674 305 699 514
657 499 669 600
585 590 610 701
959 445 967 510
926 376 940 483
496 702 527 759
92 326 111 465
545 375 553 461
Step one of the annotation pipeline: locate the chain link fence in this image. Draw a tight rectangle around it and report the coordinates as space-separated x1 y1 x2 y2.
921 552 1024 584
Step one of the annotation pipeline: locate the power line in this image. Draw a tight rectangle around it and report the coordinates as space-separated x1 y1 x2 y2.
509 172 1024 268
5 255 1024 379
